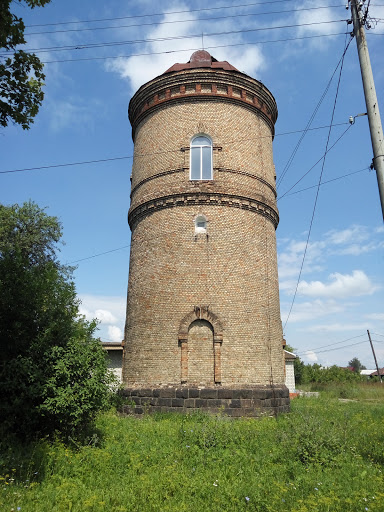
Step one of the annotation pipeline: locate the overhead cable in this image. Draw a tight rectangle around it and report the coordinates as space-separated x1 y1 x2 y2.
39 33 350 64
25 5 346 36
0 20 349 56
23 0 314 27
279 166 370 198
295 333 366 355
0 122 349 175
283 35 352 330
278 125 353 200
276 29 352 190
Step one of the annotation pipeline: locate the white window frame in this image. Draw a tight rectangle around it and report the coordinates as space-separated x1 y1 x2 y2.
190 135 213 180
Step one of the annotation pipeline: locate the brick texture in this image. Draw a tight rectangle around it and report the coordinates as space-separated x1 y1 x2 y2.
123 52 287 399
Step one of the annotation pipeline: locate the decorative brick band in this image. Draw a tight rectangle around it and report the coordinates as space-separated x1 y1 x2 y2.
130 168 277 200
217 168 277 197
120 386 290 417
128 192 279 229
130 168 185 198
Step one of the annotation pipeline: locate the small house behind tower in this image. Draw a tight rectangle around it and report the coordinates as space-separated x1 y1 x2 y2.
123 51 289 415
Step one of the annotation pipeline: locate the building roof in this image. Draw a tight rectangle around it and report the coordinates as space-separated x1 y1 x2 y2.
370 368 384 376
101 341 123 351
284 350 297 360
164 50 240 74
360 369 376 376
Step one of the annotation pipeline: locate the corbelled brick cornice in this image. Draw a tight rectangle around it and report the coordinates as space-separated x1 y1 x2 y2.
128 191 279 230
128 68 278 140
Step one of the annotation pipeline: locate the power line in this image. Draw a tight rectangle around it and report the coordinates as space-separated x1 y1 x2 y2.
40 33 351 64
307 339 368 355
276 32 351 190
295 333 366 355
0 156 132 175
22 0 312 27
25 5 346 36
278 125 353 200
279 166 370 198
282 35 352 330
0 122 349 175
68 245 131 264
1 19 348 56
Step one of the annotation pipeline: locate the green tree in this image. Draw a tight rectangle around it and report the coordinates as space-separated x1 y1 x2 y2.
0 202 115 439
1 0 51 129
348 357 366 373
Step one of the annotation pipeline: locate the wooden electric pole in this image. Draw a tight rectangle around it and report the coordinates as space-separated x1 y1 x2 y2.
367 329 382 383
350 0 384 222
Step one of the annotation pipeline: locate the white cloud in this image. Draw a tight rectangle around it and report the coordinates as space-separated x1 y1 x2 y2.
297 270 378 299
294 1 340 38
79 294 126 323
303 322 371 333
78 294 126 343
95 309 117 324
108 325 123 342
281 299 344 323
79 307 117 325
365 313 384 321
278 224 384 281
302 350 318 363
106 3 265 92
278 239 325 278
325 225 369 245
47 97 103 132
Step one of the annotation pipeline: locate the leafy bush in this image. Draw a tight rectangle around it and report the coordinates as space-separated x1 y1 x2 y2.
0 202 115 440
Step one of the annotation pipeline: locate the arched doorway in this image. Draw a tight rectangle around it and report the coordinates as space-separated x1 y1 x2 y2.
188 319 214 386
178 307 223 385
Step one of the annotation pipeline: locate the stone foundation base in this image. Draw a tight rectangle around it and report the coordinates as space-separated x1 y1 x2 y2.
120 385 290 417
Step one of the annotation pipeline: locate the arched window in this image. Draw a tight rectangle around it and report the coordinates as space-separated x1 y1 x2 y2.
195 214 207 234
190 135 213 180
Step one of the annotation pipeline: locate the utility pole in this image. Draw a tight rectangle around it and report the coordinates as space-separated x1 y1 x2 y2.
350 0 384 222
367 329 382 383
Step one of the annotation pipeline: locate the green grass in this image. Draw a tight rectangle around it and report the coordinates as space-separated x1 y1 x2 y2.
1 385 384 511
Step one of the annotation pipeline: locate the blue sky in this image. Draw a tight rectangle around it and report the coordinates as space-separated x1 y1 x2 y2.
2 0 384 368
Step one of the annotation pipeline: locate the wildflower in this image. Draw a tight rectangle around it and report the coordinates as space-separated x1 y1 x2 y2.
213 480 218 487
314 488 318 491
186 445 190 448
245 497 250 502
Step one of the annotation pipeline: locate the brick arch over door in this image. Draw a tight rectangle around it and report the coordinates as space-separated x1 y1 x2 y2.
178 307 223 385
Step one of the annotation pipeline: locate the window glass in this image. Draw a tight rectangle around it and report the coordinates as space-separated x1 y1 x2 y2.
193 136 211 146
190 135 213 180
195 215 207 233
190 147 201 180
201 146 212 180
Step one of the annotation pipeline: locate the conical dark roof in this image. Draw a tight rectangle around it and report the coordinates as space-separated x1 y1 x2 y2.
164 50 239 74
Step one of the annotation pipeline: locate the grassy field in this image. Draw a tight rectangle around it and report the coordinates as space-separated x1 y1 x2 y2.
1 384 384 511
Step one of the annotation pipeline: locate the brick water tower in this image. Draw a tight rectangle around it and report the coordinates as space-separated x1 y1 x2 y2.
122 50 289 415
